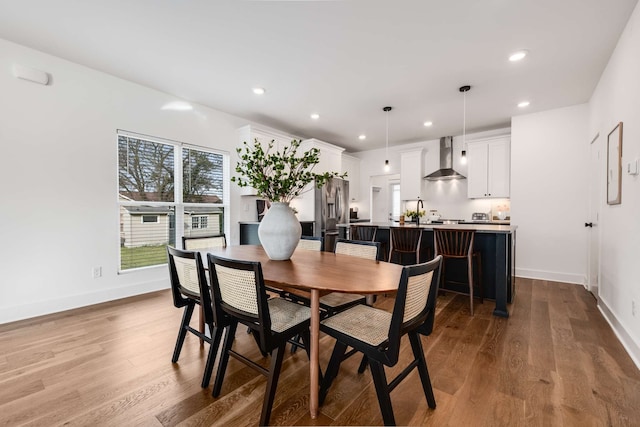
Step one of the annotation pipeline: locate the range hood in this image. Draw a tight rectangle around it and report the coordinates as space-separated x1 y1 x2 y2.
423 136 466 180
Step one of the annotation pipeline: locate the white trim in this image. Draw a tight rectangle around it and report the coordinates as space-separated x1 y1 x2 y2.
515 267 585 285
598 297 640 370
0 278 169 325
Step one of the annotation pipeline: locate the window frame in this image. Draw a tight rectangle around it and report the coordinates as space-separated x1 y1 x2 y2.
117 130 229 273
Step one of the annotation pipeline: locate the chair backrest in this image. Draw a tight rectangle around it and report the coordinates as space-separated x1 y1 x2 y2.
207 254 272 350
297 235 323 251
382 255 441 366
433 229 474 258
183 234 227 251
166 246 211 320
390 227 423 252
334 238 381 261
351 225 378 242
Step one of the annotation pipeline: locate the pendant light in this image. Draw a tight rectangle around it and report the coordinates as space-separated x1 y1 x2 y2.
459 85 470 164
383 106 392 172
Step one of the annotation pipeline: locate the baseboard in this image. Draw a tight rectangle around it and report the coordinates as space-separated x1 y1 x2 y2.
598 297 640 371
515 267 585 285
0 279 169 325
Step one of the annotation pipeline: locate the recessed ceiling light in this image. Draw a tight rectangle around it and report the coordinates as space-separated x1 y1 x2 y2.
423 121 433 127
310 113 320 120
509 50 528 62
358 134 366 140
518 101 530 108
252 87 265 95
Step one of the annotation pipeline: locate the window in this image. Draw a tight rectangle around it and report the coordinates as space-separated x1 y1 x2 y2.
118 131 228 271
391 183 401 219
191 215 208 229
141 215 159 223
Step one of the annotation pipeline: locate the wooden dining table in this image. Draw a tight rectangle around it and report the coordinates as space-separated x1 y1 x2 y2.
199 244 404 419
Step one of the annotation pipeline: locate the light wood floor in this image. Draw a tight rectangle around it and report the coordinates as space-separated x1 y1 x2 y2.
1 278 639 426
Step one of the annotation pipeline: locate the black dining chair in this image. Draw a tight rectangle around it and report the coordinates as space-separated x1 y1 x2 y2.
182 233 227 251
319 255 442 425
166 246 224 388
207 254 313 426
182 234 227 342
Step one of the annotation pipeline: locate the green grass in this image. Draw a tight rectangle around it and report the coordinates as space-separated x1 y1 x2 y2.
120 244 168 270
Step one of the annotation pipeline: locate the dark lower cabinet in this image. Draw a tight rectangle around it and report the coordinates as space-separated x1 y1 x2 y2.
239 221 315 245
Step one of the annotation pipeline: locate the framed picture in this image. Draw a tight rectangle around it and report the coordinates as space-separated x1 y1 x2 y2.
607 122 623 205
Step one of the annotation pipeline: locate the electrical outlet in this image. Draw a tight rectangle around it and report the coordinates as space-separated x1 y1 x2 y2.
92 266 102 279
633 300 637 317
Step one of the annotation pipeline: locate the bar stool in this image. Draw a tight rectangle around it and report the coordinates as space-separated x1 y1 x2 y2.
433 228 483 315
389 227 422 265
350 225 378 241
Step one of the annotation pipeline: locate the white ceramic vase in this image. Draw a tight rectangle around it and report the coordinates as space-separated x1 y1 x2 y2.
258 202 302 260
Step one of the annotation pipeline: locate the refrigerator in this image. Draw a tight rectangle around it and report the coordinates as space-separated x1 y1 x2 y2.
314 177 349 251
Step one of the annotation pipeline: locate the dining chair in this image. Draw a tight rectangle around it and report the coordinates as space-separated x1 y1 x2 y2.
166 246 224 388
434 228 483 315
182 233 227 250
323 238 381 313
296 235 324 251
389 227 423 265
319 255 442 426
207 254 313 426
182 233 227 342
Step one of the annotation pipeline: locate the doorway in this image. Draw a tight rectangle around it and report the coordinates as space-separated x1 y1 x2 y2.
587 133 601 297
370 174 399 223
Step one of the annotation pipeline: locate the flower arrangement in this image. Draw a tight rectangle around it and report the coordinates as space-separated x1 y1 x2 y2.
404 209 426 220
231 139 345 203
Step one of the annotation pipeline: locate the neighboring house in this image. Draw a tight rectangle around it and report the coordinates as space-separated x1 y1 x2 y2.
119 193 224 247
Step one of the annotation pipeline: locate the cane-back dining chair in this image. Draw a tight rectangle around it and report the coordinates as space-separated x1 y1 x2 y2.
182 234 227 251
166 246 224 388
207 254 313 426
433 228 483 315
319 255 442 425
182 234 227 341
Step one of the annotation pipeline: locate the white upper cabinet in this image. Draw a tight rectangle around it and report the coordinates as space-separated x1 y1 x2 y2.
400 148 424 200
467 136 510 198
341 154 360 201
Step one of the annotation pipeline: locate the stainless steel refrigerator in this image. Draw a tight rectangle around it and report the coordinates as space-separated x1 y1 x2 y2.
314 177 349 250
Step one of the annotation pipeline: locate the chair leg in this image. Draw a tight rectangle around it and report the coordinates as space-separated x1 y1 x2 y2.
201 325 225 388
260 344 286 427
250 329 268 357
357 354 368 374
198 304 205 346
369 359 395 426
319 340 348 405
212 321 237 397
409 332 436 409
172 301 195 363
290 334 302 354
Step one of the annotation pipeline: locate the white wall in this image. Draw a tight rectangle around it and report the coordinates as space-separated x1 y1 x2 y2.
511 104 589 285
588 1 640 365
351 128 510 221
0 39 251 324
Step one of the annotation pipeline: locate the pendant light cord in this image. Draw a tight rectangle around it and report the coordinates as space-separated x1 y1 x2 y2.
463 89 466 147
385 110 389 158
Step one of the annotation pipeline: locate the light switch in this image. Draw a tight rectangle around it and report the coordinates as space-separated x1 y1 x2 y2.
627 158 639 175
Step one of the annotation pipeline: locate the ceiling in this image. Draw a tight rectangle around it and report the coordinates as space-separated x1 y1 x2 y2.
0 0 637 152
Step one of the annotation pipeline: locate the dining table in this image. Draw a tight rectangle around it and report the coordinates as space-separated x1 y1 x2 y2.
198 244 404 419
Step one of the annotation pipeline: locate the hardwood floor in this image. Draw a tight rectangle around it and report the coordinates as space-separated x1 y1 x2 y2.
1 278 639 426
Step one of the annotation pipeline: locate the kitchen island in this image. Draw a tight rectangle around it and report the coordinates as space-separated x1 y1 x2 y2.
339 222 517 317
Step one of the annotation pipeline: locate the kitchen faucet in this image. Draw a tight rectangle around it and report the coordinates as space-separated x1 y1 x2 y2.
416 199 424 225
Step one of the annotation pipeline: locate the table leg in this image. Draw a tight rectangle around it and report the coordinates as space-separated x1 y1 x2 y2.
310 289 320 419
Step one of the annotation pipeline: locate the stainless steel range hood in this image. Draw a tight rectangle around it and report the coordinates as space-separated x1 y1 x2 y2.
423 136 466 180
